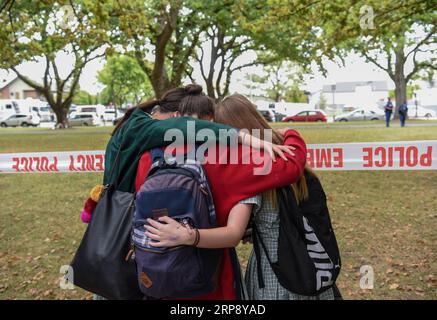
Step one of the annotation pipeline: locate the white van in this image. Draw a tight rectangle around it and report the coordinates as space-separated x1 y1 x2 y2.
76 104 106 117
0 100 19 121
30 105 54 122
77 105 98 114
14 98 55 121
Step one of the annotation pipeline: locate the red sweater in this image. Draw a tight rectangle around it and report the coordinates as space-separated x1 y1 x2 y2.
135 129 307 299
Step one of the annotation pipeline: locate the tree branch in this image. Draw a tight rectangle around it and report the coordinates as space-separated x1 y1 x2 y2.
405 26 436 60
361 51 394 79
406 49 425 82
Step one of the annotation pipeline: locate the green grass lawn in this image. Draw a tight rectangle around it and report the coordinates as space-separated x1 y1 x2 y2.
0 125 436 299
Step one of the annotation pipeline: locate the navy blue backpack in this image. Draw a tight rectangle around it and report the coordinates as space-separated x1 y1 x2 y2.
131 148 221 299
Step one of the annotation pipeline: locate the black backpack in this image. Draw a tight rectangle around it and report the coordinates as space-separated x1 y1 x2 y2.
253 173 341 296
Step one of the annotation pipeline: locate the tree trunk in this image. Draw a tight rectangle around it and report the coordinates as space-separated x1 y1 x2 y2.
151 67 172 98
393 47 407 119
205 78 216 100
52 104 68 128
275 93 281 102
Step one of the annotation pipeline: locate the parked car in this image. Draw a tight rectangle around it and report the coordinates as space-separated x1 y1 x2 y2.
0 114 40 127
334 109 383 122
259 110 275 122
283 110 327 122
68 113 101 126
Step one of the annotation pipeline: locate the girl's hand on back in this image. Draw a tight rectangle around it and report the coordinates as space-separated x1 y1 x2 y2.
265 142 296 162
239 131 295 161
145 216 195 247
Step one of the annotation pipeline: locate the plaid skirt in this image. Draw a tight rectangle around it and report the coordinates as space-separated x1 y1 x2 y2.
241 195 335 300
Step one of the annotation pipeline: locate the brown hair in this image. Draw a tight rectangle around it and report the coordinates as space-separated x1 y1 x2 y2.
112 84 202 135
215 94 315 206
179 84 215 119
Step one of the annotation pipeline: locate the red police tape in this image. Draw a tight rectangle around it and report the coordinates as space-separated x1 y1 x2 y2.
0 150 105 173
0 140 436 173
306 140 436 170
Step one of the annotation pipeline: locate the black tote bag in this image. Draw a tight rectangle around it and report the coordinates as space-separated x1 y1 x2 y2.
70 145 143 300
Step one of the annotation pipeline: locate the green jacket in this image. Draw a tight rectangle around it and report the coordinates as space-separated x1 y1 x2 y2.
103 108 235 192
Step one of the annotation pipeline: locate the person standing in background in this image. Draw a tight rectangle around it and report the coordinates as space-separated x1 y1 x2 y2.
384 97 394 127
399 101 408 127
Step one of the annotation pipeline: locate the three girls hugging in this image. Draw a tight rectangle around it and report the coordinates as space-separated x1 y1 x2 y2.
79 84 339 300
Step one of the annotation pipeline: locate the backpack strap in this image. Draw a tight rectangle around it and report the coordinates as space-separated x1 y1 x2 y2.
107 142 123 186
181 161 217 226
252 222 274 289
147 148 165 177
150 147 164 165
229 247 247 300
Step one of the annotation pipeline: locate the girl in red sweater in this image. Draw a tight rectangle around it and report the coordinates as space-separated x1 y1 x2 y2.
136 92 307 299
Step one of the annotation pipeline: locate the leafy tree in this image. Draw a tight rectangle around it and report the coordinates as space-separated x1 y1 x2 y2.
0 0 112 126
388 84 421 100
97 54 153 111
110 0 208 97
318 93 327 110
73 89 100 105
110 1 273 99
193 1 267 100
348 14 436 116
238 0 436 117
245 61 306 102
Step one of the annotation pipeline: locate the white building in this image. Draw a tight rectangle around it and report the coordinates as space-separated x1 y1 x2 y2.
309 81 389 112
414 80 437 108
0 77 42 100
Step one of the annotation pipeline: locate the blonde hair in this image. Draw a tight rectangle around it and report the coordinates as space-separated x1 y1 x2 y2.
215 94 315 206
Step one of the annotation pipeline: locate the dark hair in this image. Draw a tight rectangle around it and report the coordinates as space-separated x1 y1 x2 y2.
179 84 215 119
112 85 193 135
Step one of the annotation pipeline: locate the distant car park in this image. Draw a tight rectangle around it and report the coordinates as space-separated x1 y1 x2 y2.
283 110 327 122
0 114 40 127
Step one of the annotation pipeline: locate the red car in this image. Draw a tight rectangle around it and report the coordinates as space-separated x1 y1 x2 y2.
283 110 327 122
